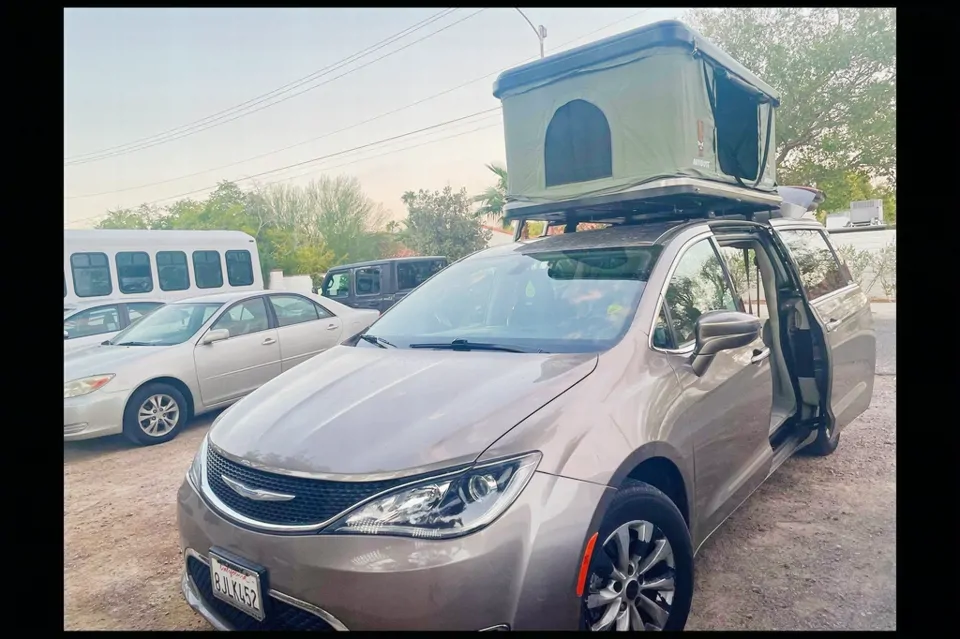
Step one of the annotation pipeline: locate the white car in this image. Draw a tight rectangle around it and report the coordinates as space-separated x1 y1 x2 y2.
64 299 165 354
64 290 379 445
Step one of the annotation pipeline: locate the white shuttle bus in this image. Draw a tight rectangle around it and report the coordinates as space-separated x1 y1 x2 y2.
64 229 264 309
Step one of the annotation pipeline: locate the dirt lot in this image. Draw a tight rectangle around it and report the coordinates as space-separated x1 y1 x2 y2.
64 308 896 630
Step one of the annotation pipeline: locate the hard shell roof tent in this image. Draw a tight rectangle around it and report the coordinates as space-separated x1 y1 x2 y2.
492 20 782 236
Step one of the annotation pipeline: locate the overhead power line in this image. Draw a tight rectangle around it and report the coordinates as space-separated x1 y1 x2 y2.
64 8 485 166
66 8 651 201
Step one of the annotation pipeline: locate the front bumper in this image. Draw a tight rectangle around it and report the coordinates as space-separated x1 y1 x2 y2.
177 471 611 630
63 389 128 441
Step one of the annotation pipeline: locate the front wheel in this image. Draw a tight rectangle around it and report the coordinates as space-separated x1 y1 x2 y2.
580 481 694 631
122 382 188 446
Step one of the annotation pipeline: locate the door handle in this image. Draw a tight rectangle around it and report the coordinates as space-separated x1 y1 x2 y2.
262 337 277 345
750 347 771 364
326 324 339 331
824 318 842 331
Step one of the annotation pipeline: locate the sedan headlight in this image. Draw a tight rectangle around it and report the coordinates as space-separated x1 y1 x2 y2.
187 434 209 489
325 452 541 539
63 374 115 399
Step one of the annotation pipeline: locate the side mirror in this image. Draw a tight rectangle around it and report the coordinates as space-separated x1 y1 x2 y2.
64 330 69 340
690 310 761 377
201 328 230 345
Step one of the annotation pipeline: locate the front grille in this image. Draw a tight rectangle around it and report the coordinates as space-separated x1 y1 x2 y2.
206 447 416 527
187 556 336 631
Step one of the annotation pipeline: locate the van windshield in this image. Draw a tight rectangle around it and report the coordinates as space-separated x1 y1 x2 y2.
109 303 222 346
365 246 662 354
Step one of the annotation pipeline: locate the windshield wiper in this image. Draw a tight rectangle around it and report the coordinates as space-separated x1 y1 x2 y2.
359 334 396 349
113 341 154 346
408 339 541 353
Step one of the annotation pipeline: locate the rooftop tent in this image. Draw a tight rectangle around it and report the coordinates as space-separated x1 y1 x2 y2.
493 20 781 217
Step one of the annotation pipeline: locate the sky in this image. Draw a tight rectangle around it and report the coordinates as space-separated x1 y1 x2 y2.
64 7 685 228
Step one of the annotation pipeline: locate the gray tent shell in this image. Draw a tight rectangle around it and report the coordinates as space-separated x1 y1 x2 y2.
493 20 781 219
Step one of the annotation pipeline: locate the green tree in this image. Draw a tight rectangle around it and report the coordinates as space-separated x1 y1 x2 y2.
95 204 165 230
686 9 896 190
472 163 510 228
401 186 492 261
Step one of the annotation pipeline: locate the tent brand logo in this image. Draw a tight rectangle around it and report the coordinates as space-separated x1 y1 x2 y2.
696 119 705 156
692 158 711 169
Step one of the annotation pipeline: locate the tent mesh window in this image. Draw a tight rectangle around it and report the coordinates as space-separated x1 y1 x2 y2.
544 99 613 187
713 73 761 182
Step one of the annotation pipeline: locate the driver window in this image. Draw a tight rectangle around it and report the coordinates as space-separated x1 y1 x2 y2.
211 298 270 338
662 240 738 348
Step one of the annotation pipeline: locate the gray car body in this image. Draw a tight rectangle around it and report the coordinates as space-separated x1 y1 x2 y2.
178 218 875 630
63 290 378 441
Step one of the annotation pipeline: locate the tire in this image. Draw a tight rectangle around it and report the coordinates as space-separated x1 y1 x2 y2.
804 419 840 457
122 382 188 446
580 481 694 631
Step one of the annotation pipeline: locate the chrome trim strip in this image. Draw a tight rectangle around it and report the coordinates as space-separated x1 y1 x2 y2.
646 230 714 354
480 624 511 631
183 548 350 631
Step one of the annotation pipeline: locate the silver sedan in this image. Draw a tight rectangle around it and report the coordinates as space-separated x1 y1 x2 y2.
64 290 379 446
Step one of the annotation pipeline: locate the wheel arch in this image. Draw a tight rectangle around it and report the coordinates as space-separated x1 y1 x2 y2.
128 376 196 419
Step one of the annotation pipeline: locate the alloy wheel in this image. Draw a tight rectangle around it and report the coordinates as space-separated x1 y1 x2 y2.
137 393 180 437
583 520 676 631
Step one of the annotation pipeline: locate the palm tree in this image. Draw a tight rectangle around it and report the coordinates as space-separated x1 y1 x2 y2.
472 163 510 229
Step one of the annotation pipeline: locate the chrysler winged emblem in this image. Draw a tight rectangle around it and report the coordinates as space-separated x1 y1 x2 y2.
221 475 295 502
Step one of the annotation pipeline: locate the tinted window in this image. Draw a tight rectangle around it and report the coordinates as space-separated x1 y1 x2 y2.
70 252 112 298
116 251 154 294
225 250 255 287
323 272 350 298
212 298 270 337
777 229 850 300
64 306 121 339
397 260 444 291
157 251 190 291
193 250 223 289
368 246 662 354
544 99 613 187
269 295 320 327
127 302 163 323
661 240 738 348
651 307 675 350
355 267 381 296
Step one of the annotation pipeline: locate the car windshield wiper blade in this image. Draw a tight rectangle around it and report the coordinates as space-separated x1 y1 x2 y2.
113 341 153 346
359 334 395 349
408 339 541 353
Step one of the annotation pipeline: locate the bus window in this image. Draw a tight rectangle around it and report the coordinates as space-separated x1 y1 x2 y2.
193 251 224 289
116 251 154 294
157 251 190 291
71 252 112 298
225 250 254 287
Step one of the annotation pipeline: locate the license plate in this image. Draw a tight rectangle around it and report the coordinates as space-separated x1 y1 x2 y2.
209 551 266 621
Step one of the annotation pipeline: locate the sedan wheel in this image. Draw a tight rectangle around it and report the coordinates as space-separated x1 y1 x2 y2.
584 520 676 631
137 393 180 437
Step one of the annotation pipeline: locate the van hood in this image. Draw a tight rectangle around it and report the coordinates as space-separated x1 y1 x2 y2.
209 345 598 479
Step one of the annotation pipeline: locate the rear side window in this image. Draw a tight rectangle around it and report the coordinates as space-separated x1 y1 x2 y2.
70 252 112 298
193 251 223 289
777 229 850 300
323 272 350 298
397 260 444 291
225 250 254 287
269 295 321 327
116 251 154 294
355 267 381 296
157 251 190 291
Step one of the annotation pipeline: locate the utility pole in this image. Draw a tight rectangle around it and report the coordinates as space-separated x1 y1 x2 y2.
514 8 546 58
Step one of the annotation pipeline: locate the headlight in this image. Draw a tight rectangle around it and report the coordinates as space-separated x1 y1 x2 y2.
187 435 209 489
325 452 541 539
63 374 115 399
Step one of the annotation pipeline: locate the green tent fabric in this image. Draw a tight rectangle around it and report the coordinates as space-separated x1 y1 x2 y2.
493 20 780 207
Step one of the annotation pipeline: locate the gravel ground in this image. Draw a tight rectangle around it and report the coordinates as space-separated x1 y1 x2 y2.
63 305 896 631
